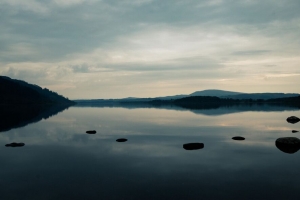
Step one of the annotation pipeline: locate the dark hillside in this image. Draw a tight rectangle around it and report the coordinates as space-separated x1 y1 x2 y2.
223 93 299 100
266 95 300 108
172 95 300 109
173 96 239 109
0 76 74 105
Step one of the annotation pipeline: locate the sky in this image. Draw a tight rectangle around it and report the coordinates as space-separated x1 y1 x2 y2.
0 0 300 99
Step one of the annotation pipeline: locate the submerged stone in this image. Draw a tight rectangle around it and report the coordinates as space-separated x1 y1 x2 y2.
232 136 245 141
5 142 25 147
86 130 96 134
183 143 204 150
116 138 127 142
286 116 300 124
292 130 299 133
275 137 300 154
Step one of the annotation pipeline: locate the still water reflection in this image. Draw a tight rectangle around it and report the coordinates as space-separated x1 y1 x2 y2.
0 106 300 199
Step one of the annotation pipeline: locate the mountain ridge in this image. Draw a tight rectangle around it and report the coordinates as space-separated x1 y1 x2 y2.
189 89 244 97
74 89 299 102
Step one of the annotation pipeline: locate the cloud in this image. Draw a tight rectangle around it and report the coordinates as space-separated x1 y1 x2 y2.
52 0 88 7
72 64 90 73
232 50 271 56
0 0 300 98
0 0 49 14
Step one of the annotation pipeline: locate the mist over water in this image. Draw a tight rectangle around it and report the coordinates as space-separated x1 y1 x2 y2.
0 106 300 199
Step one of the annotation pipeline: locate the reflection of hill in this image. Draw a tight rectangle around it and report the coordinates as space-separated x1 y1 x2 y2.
189 104 299 116
0 104 71 132
74 102 185 110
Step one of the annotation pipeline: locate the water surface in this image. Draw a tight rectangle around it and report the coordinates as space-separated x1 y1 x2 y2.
1 106 300 199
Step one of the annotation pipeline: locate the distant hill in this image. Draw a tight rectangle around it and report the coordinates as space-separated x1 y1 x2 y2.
188 90 299 99
266 95 300 106
155 95 299 110
151 90 299 100
74 89 299 104
223 93 299 100
0 76 74 105
87 94 300 111
189 89 244 97
172 96 240 109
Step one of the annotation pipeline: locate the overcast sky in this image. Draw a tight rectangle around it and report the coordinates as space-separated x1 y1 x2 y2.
0 0 300 99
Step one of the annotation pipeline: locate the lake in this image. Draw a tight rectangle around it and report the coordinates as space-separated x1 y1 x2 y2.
1 105 300 200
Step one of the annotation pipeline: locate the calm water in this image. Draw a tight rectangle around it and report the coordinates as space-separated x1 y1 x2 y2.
1 106 300 200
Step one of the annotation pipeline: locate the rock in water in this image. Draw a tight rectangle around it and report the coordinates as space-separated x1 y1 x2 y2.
86 130 96 134
116 138 127 142
275 137 300 154
292 130 299 133
286 116 300 124
5 142 25 147
183 143 204 150
232 136 245 141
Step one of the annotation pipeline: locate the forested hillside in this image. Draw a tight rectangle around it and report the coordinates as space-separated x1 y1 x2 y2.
0 76 74 105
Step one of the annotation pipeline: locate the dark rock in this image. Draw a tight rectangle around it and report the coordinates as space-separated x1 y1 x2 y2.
183 143 204 150
86 130 96 134
275 137 300 154
5 142 25 147
232 136 245 141
116 138 127 142
287 116 300 124
292 130 299 133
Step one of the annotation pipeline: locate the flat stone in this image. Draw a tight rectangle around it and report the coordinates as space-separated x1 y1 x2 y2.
116 138 127 142
5 142 25 147
183 143 204 150
275 137 300 154
287 116 300 124
86 130 96 134
232 136 245 141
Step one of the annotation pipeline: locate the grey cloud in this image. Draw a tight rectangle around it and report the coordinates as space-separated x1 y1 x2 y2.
72 64 90 73
1 0 300 63
102 56 223 72
232 50 271 56
3 67 48 80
